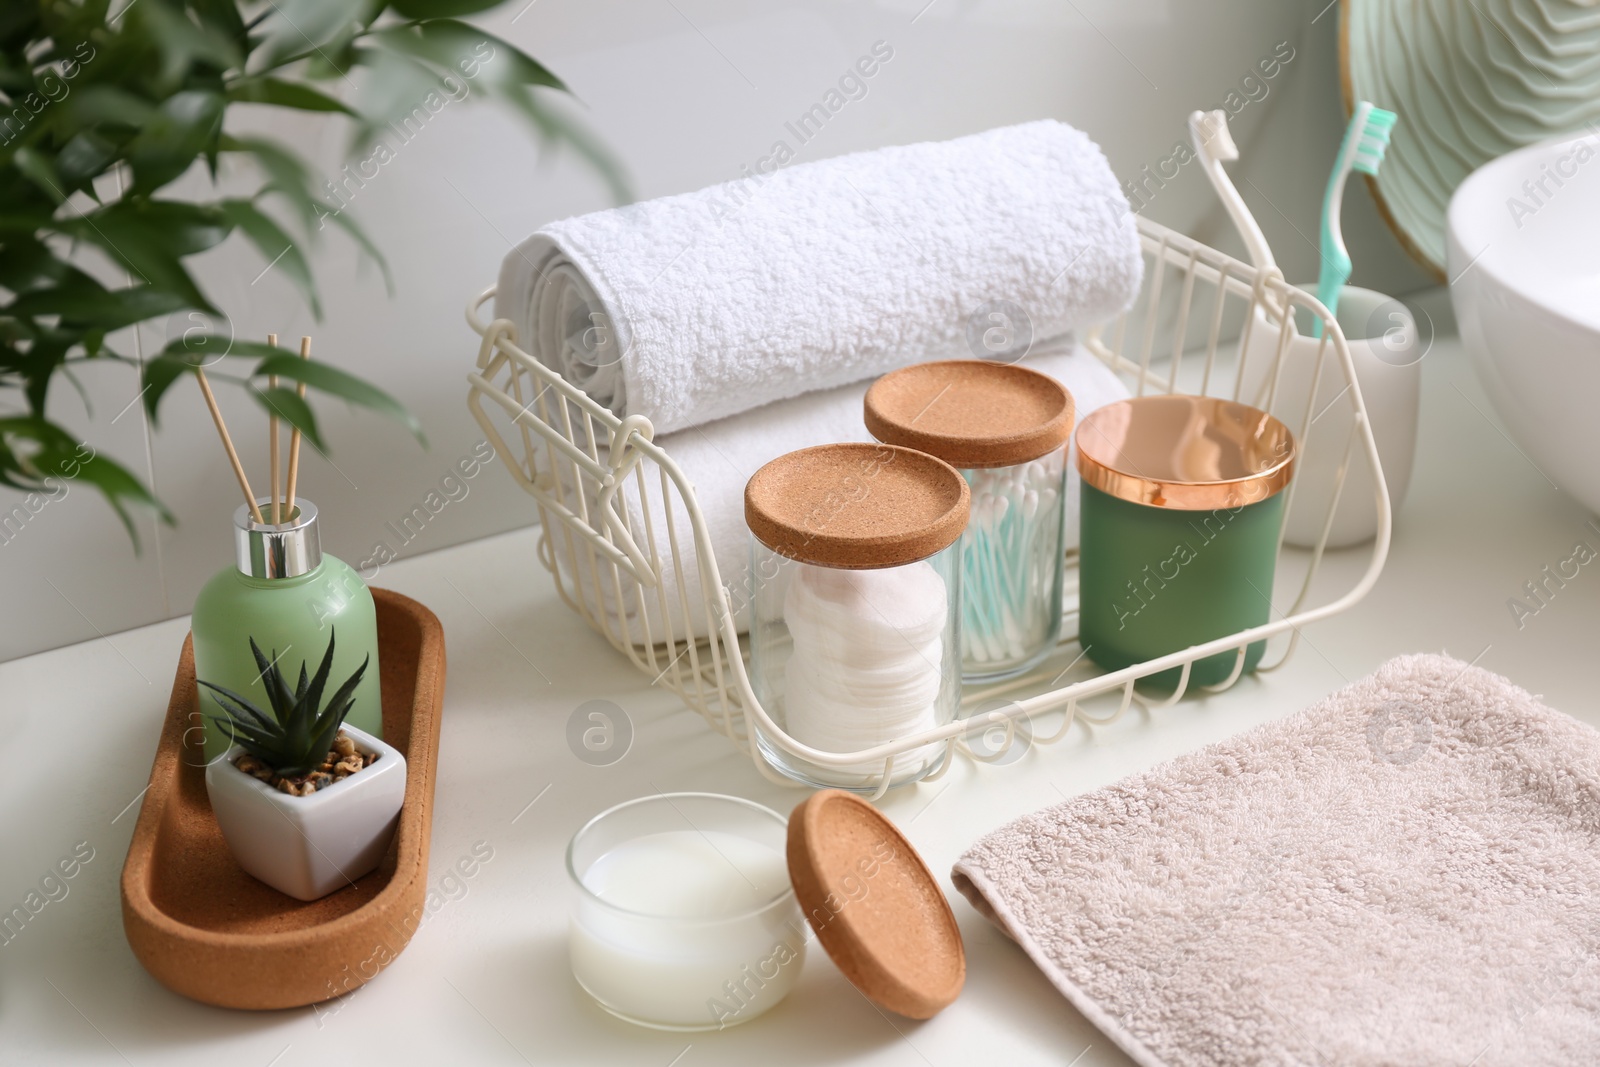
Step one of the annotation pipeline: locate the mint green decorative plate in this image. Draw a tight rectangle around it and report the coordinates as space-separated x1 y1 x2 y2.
1342 0 1600 277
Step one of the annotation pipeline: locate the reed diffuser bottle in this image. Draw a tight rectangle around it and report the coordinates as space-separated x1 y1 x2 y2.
184 333 383 762
192 498 383 762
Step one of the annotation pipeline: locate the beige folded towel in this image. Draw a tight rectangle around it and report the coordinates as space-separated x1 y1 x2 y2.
953 654 1600 1067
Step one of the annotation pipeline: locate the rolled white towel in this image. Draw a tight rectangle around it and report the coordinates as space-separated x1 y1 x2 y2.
496 120 1140 436
557 346 1129 644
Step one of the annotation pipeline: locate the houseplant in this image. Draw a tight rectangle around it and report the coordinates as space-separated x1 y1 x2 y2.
202 628 405 901
0 0 624 543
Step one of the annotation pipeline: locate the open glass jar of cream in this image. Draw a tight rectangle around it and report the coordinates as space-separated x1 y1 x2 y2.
566 793 804 1030
744 444 970 791
865 360 1075 681
1075 395 1296 688
566 790 965 1031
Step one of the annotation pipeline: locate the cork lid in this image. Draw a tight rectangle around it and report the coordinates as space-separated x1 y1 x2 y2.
1076 394 1297 510
745 443 970 569
864 360 1075 469
787 790 965 1018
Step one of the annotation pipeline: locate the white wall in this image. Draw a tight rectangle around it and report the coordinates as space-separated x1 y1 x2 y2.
0 0 1430 661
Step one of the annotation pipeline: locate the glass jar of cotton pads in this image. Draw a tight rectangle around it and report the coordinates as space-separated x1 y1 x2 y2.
1075 395 1296 689
865 360 1074 681
744 443 969 791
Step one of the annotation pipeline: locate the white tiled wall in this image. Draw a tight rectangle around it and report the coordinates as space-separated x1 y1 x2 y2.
0 0 1430 661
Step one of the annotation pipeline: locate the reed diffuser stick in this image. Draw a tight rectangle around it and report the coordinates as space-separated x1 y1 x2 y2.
267 333 280 524
285 335 310 511
196 370 264 525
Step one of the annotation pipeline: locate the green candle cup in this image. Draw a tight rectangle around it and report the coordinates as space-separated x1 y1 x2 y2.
1075 395 1296 690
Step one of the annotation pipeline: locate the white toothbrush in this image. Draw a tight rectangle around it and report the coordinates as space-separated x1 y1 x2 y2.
1188 109 1278 275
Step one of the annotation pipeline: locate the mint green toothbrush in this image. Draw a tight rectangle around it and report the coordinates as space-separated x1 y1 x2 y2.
1315 101 1398 337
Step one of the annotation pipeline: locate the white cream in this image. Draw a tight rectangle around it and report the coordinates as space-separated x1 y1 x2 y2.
569 830 806 1030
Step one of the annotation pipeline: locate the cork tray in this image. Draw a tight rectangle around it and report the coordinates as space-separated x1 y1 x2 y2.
120 588 446 1010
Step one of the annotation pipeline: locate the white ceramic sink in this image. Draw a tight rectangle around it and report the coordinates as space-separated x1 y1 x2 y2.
1449 132 1600 513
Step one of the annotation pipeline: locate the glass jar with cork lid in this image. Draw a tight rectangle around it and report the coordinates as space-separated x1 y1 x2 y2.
865 360 1075 681
744 443 969 791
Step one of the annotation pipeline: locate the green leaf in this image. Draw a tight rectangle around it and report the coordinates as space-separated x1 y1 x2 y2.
220 199 319 317
301 20 365 82
255 354 424 444
8 282 189 331
54 131 119 191
73 445 172 533
188 0 247 43
250 637 296 722
204 711 274 752
316 651 368 738
417 20 567 90
498 85 631 204
64 199 231 311
13 146 65 202
320 204 392 293
366 21 491 81
0 416 171 550
0 207 59 234
356 22 628 202
303 628 338 724
253 0 368 70
249 384 327 453
219 134 324 235
56 86 158 139
20 336 68 413
142 336 279 423
0 239 73 291
112 200 235 256
128 90 225 194
226 77 356 116
135 0 244 86
389 0 506 15
366 20 566 98
197 680 278 734
341 45 451 159
142 337 261 423
139 353 196 424
78 329 109 360
167 337 283 360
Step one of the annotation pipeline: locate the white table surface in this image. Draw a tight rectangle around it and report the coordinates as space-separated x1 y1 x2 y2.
5 311 1598 1066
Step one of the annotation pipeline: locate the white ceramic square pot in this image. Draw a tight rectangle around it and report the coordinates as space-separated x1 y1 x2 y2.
205 723 406 902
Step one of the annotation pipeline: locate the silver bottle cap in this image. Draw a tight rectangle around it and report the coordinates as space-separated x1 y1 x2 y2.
234 498 322 579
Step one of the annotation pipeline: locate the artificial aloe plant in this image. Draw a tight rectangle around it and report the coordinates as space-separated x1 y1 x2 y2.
201 628 369 778
0 0 625 544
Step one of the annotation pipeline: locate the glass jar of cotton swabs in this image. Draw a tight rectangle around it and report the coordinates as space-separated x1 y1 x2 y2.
865 361 1074 681
745 443 969 791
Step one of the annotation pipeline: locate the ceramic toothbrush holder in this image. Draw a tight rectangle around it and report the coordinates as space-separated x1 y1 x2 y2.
1239 285 1420 549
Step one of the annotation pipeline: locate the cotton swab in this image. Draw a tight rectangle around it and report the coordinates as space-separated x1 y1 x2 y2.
285 336 309 514
195 369 264 525
961 457 1061 667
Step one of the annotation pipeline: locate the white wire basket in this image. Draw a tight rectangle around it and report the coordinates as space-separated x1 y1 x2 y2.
464 216 1391 798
